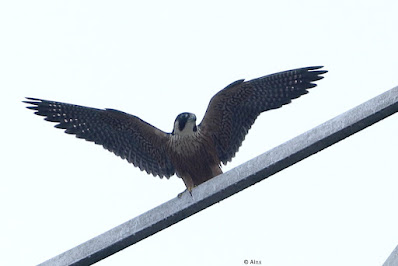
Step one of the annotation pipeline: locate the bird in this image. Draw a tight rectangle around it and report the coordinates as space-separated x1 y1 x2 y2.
24 66 327 193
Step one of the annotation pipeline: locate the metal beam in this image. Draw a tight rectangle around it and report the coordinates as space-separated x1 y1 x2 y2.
39 86 398 266
383 244 398 266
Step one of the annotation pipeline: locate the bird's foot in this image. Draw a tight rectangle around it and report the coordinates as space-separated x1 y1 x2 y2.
177 188 193 198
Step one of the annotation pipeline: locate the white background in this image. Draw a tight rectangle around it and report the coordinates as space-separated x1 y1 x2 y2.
1 1 397 265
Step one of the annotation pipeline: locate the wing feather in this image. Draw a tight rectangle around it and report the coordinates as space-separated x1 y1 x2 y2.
23 98 175 178
199 66 327 164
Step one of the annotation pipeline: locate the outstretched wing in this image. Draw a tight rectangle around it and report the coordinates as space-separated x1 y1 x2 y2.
24 98 175 178
199 66 327 164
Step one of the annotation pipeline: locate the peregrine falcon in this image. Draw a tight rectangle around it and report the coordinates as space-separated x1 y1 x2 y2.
24 66 327 192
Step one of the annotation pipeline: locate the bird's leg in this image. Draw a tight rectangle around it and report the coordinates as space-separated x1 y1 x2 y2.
178 176 194 198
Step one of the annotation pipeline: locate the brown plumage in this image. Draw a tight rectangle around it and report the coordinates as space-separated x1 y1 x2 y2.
24 66 327 192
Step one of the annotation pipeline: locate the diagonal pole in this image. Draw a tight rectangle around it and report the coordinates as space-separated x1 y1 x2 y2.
383 244 398 266
39 86 398 266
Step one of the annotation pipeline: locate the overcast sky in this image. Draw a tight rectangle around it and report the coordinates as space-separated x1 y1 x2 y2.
1 1 397 265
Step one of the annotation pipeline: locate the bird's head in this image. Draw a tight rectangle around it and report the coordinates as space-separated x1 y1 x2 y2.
172 112 197 136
